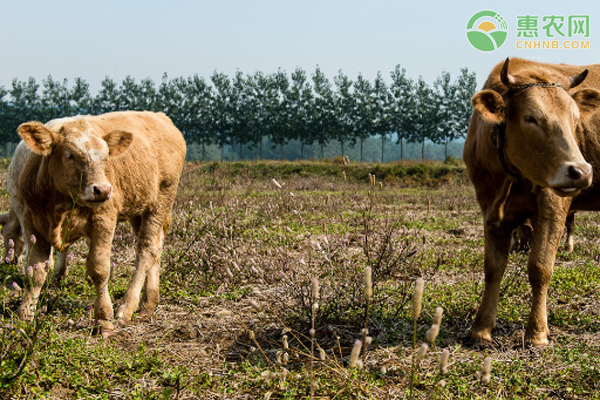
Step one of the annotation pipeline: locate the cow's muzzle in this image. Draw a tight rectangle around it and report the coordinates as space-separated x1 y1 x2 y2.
550 162 593 197
80 183 113 207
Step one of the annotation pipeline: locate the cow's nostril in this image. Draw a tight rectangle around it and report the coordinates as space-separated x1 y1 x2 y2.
91 184 112 201
568 165 583 180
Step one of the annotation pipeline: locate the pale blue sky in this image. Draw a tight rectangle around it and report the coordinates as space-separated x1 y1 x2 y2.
0 0 598 91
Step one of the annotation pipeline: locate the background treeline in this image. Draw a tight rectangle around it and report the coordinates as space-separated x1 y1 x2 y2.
0 66 477 162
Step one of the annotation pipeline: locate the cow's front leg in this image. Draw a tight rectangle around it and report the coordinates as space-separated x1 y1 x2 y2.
87 224 116 333
525 190 569 346
18 233 53 320
469 225 512 342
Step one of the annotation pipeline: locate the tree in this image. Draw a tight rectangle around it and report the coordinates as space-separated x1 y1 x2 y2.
210 72 233 161
390 65 415 161
185 75 213 161
409 78 439 160
433 71 457 159
93 77 121 114
40 76 71 121
353 74 374 162
70 77 92 115
333 70 355 157
287 68 313 159
311 67 335 160
0 85 13 154
371 72 392 163
453 68 478 140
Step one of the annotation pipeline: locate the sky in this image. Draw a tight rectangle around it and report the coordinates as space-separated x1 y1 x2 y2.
0 0 598 93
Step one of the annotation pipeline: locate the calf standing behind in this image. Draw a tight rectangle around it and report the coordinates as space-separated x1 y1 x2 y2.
15 111 186 333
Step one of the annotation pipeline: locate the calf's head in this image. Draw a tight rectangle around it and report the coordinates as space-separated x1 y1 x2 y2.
18 122 133 208
472 58 600 197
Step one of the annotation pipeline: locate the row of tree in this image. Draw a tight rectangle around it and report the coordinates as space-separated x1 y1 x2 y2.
0 66 477 162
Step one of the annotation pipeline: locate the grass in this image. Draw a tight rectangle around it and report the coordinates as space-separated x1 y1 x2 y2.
1 159 600 399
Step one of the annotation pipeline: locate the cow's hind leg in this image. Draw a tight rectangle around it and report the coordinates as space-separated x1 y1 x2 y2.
118 212 166 323
51 249 70 284
469 226 512 342
565 212 575 252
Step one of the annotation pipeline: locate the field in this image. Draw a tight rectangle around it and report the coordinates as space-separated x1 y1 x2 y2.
1 160 600 399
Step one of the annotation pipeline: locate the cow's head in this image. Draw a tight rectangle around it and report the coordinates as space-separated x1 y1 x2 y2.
17 121 133 208
472 58 600 197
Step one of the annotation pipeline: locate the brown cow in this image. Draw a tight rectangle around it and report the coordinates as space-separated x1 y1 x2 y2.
15 111 186 334
464 57 600 346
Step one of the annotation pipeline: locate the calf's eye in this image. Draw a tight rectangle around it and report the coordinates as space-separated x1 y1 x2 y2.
524 115 538 125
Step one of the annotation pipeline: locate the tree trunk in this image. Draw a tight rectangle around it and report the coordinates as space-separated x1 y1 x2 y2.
300 141 305 159
381 135 385 164
399 137 404 161
201 139 206 162
280 143 284 160
340 140 345 157
220 144 225 162
320 143 324 161
5 142 9 158
421 139 425 161
444 140 449 160
259 138 263 160
360 139 364 163
239 142 242 160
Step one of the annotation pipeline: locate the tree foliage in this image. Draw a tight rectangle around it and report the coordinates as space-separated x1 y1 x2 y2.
0 66 477 160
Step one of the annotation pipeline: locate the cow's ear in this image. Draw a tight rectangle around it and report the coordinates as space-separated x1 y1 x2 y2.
572 88 600 117
103 130 133 157
18 122 57 156
471 90 505 123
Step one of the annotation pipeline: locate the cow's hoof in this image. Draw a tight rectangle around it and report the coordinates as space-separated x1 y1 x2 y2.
468 328 493 343
99 320 115 337
525 336 550 347
116 317 130 327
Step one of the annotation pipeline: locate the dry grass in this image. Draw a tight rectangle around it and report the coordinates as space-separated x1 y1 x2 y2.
1 160 600 399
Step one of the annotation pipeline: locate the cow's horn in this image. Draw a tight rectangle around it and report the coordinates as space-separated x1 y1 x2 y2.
569 69 589 89
500 57 516 88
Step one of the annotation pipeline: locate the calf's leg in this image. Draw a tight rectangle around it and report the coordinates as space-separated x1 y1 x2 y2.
118 213 165 323
18 233 53 320
86 224 116 332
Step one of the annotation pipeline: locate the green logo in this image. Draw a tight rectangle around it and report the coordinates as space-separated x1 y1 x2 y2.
466 10 508 51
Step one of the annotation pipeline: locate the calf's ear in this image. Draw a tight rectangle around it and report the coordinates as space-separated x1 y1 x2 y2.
572 88 600 118
471 90 505 124
103 130 133 157
18 122 57 155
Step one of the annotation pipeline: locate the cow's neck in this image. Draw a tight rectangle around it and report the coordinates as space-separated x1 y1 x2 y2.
490 122 523 180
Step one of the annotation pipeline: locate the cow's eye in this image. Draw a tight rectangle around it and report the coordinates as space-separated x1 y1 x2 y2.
65 152 74 161
524 115 538 125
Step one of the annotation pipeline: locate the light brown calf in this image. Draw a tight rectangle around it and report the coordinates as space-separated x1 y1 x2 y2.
15 111 186 333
